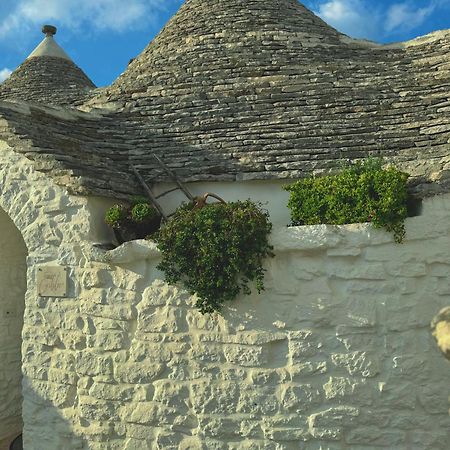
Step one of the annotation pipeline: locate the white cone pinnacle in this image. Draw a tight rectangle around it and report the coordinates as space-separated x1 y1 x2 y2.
27 25 72 61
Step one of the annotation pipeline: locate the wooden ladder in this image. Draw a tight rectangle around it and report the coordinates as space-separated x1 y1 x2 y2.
131 154 195 222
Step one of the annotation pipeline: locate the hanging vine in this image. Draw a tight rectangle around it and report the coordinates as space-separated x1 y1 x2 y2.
155 199 274 314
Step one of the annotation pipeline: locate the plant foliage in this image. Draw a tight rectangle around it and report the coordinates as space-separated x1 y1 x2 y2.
105 204 127 228
105 199 161 242
131 202 158 223
155 200 274 314
284 159 409 242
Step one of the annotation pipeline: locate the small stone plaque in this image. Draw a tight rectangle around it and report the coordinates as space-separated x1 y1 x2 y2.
37 266 68 297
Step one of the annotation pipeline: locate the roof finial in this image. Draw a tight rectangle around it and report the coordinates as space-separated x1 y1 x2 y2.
42 25 57 37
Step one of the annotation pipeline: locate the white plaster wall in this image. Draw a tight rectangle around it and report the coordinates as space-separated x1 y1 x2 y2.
76 192 450 450
1 135 450 449
0 207 27 441
0 140 94 450
89 180 293 247
152 180 292 226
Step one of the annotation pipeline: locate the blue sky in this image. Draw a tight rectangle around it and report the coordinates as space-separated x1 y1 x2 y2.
0 0 449 87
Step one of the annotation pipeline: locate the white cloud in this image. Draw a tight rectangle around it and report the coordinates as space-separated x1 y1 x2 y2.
313 0 450 40
0 68 12 82
385 2 436 32
0 0 174 39
313 0 382 40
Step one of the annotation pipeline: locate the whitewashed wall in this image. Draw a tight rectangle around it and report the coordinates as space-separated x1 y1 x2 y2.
151 180 292 226
0 141 93 449
0 138 449 449
0 208 27 441
81 193 450 450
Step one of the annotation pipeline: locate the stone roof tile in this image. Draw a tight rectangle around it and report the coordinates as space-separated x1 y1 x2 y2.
0 0 449 197
0 26 95 106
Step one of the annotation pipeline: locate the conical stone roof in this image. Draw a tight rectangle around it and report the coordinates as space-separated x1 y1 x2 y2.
92 0 343 106
83 0 450 191
0 1 449 199
0 25 95 106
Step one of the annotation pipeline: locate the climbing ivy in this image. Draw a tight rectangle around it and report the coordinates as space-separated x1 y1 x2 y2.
155 200 274 314
284 159 409 243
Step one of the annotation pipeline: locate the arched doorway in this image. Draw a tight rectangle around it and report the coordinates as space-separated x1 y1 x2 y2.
0 207 27 447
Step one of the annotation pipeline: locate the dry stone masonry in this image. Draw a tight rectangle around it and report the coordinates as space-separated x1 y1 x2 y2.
0 1 449 449
0 57 95 107
0 0 449 198
1 136 449 448
2 170 447 449
0 141 93 449
0 25 95 107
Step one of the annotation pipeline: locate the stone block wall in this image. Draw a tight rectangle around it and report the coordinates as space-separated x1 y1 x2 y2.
1 139 449 449
69 193 449 450
0 141 93 449
0 208 27 441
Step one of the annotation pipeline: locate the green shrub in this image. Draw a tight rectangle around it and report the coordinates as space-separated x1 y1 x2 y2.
105 204 127 228
284 159 409 243
105 200 161 242
131 202 158 223
155 200 274 314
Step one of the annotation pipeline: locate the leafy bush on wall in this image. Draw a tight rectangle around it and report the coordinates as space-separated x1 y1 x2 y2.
155 200 274 314
284 159 409 243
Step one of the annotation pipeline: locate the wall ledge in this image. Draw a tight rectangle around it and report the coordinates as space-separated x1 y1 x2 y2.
88 239 160 264
88 222 390 265
87 195 450 266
